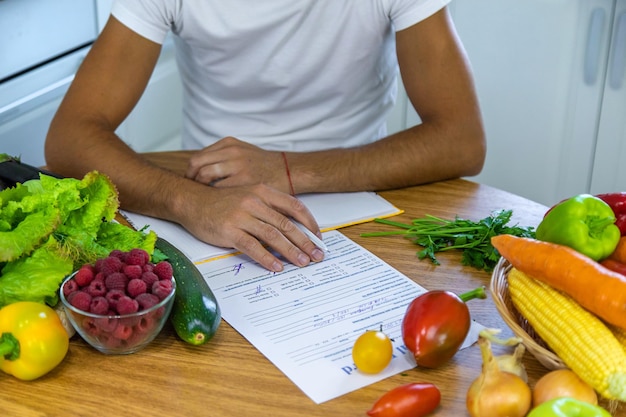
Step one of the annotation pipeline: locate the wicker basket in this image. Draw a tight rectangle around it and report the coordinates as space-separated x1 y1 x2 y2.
489 257 567 370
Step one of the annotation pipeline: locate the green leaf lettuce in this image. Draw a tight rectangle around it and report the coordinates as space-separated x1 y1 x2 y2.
0 171 157 308
0 237 73 306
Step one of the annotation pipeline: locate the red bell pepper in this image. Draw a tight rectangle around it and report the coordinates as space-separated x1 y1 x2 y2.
600 258 626 277
596 192 626 236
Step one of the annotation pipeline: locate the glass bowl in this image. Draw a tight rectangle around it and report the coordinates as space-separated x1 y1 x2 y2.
59 273 176 355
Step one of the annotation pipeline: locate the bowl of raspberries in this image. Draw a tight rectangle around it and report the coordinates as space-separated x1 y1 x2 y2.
59 248 176 355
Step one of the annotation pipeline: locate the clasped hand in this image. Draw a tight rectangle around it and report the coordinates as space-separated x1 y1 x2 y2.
186 136 287 191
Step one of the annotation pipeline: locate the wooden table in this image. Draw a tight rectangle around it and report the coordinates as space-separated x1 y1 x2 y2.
2 151 623 416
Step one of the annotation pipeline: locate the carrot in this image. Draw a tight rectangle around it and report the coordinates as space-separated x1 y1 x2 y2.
491 234 626 330
601 258 626 278
609 236 626 264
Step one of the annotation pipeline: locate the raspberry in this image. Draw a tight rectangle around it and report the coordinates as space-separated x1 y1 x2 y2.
94 258 106 273
99 256 123 276
94 271 105 282
94 316 118 332
112 323 133 340
135 315 155 333
74 265 95 287
68 291 92 312
87 279 107 297
126 248 149 266
105 289 126 310
142 263 154 273
135 293 159 310
116 296 139 315
153 261 173 280
89 296 110 315
152 279 173 300
81 317 101 336
120 315 140 328
124 328 147 346
109 249 127 262
105 272 128 291
123 264 143 281
127 278 147 298
63 279 79 297
141 271 159 289
102 335 123 350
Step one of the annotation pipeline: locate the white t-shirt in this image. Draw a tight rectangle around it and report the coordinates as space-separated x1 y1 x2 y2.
111 0 450 152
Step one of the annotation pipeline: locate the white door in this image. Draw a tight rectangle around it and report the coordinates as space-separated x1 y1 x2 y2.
448 0 615 206
590 1 626 194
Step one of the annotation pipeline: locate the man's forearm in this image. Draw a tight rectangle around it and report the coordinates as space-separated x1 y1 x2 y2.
285 119 486 194
45 119 195 223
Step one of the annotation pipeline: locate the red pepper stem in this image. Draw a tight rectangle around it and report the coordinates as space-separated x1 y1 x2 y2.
458 286 487 303
0 332 20 361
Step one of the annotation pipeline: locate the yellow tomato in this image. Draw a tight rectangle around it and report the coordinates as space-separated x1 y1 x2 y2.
352 329 393 374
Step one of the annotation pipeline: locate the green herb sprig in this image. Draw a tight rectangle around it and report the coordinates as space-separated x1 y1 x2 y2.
361 209 535 272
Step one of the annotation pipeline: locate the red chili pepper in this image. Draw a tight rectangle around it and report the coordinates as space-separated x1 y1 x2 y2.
600 258 626 277
596 193 626 236
401 287 486 368
367 383 441 417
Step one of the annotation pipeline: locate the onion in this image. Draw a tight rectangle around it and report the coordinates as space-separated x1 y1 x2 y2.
466 334 532 417
53 303 76 338
495 344 528 383
533 369 598 407
479 328 528 382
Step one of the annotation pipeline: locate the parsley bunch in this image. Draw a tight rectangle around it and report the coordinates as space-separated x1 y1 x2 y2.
361 209 535 272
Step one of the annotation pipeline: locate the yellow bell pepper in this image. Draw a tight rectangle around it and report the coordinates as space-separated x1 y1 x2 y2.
0 301 69 381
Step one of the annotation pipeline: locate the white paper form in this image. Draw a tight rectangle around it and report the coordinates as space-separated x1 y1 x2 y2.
196 230 483 404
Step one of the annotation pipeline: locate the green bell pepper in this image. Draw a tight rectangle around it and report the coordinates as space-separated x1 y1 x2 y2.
527 397 611 417
537 194 620 261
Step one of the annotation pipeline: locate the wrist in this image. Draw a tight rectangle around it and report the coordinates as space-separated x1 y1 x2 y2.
281 152 296 196
167 177 213 220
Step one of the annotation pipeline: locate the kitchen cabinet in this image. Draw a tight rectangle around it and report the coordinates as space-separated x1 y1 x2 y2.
0 1 182 168
390 1 626 206
0 0 97 167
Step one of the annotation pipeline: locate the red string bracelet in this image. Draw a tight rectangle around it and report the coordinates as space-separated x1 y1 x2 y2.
281 151 296 196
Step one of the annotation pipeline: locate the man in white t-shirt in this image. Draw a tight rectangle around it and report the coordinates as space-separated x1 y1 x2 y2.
45 0 485 272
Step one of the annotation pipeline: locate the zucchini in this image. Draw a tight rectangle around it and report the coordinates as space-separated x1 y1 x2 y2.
155 237 221 345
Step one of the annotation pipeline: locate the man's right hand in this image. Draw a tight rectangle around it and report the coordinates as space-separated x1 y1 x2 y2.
175 181 325 272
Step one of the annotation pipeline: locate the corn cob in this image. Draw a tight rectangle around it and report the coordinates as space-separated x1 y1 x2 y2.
507 267 626 401
609 324 626 349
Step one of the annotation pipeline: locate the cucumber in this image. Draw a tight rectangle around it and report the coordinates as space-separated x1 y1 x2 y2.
155 237 221 345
